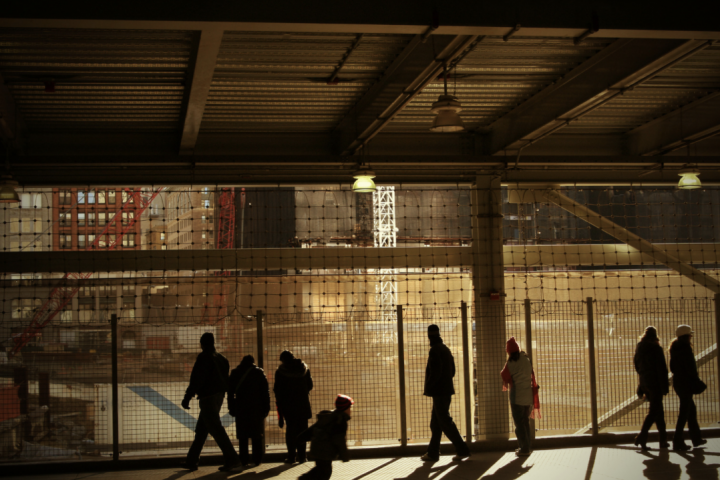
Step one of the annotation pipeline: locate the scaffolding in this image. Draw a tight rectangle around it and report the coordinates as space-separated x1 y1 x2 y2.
373 186 398 323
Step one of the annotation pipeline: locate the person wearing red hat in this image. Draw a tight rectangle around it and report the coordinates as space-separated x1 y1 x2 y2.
500 337 540 457
297 394 354 480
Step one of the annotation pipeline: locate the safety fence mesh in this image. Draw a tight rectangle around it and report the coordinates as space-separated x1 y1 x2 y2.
1 185 720 464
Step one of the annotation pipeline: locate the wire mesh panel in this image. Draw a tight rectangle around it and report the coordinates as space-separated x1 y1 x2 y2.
264 310 399 447
594 299 719 431
529 301 591 433
402 307 465 443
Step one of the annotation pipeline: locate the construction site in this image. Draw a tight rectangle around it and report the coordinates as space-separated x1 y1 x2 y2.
1 3 720 474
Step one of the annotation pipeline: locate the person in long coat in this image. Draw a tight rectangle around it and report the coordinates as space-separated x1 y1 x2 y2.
633 326 669 450
228 355 270 466
669 324 706 451
274 350 313 463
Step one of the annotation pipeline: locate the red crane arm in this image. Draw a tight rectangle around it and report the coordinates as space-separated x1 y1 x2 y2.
8 187 164 359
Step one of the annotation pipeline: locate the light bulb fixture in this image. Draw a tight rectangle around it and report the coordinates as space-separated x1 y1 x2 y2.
430 64 464 133
0 174 20 203
352 165 376 193
678 164 701 190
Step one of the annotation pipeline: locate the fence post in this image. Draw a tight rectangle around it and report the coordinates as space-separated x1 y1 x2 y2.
523 299 535 440
460 301 473 443
396 305 408 448
586 298 599 436
110 313 119 462
715 294 720 416
256 310 264 369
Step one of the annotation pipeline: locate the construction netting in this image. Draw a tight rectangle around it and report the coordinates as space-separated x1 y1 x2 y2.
1 185 719 464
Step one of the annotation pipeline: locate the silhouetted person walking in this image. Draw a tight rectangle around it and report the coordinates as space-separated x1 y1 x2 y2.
180 332 241 472
670 324 706 451
274 350 313 463
421 324 470 462
228 355 270 467
634 326 669 450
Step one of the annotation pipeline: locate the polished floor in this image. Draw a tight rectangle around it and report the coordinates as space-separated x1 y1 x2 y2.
5 438 720 480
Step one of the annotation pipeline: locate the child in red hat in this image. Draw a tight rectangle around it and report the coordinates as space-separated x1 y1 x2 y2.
298 394 354 480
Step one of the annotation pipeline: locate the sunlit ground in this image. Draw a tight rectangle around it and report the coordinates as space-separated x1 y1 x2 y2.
6 438 720 480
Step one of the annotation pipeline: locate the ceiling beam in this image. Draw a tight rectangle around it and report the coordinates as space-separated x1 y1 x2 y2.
627 92 720 156
8 155 720 186
334 34 479 155
3 2 720 40
179 29 224 155
486 39 714 155
0 72 27 154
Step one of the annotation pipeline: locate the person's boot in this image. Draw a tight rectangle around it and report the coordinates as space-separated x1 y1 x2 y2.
296 443 307 463
634 432 649 451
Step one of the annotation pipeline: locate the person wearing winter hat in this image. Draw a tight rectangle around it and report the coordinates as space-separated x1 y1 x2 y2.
669 325 706 451
500 337 540 457
180 332 241 472
633 326 669 451
297 394 354 480
421 325 470 463
274 350 314 463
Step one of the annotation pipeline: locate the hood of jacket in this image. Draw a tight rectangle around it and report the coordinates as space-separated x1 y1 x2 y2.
278 358 308 378
636 338 660 356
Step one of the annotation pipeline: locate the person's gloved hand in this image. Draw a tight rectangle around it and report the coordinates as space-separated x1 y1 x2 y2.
181 397 191 410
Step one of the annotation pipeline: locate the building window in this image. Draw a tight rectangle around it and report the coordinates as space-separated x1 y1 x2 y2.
202 232 206 239
204 199 211 209
78 304 93 323
33 217 43 233
60 235 72 249
98 235 107 248
122 191 134 204
161 245 167 250
87 212 96 227
21 219 31 233
88 189 96 204
78 212 86 226
59 190 72 205
201 215 206 224
123 233 136 248
78 190 86 204
108 190 116 204
108 234 116 248
122 211 134 226
98 190 106 204
160 232 165 240
98 212 107 226
60 213 72 227
88 234 96 247
78 234 86 249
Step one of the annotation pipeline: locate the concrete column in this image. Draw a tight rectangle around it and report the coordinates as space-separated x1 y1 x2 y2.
471 174 508 438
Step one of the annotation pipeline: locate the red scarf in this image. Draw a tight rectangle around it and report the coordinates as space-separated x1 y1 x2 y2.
500 359 542 419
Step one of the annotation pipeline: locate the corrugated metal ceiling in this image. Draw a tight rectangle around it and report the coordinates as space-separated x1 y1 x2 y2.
200 31 412 133
0 28 195 133
563 44 720 135
386 36 612 133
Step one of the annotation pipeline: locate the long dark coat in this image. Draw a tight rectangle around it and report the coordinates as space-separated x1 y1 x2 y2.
274 359 313 419
228 364 270 434
634 339 669 395
424 336 456 397
669 340 699 396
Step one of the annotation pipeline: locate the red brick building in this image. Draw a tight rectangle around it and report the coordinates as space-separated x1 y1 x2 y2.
52 188 142 251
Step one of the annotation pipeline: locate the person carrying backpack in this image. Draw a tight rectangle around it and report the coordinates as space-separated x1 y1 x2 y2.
228 355 270 466
297 394 354 480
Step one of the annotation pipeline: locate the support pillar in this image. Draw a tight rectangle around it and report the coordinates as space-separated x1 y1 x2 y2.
471 174 507 437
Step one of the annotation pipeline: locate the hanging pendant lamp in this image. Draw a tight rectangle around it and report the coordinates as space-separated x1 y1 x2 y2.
430 64 464 133
0 174 20 203
678 164 701 189
352 165 376 193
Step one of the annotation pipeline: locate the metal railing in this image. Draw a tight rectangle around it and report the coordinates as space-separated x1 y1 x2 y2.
3 299 719 465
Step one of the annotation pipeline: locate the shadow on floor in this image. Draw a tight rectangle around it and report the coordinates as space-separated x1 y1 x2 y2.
677 449 720 480
194 463 296 480
393 453 509 480
639 450 683 480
